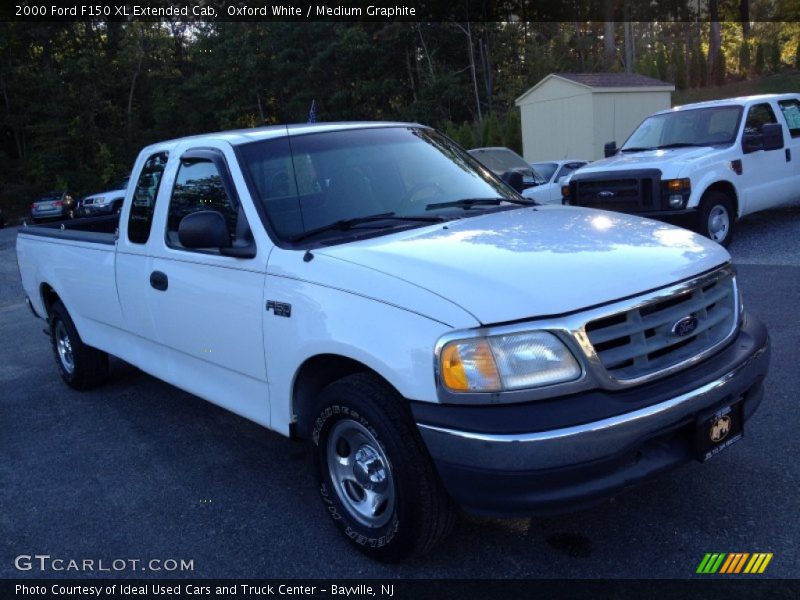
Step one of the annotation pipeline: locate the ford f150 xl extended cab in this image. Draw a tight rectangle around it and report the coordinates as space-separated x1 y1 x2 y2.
16 122 770 562
563 93 800 246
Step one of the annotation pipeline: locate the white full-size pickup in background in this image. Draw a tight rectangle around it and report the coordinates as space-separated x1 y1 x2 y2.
563 93 800 246
17 122 770 561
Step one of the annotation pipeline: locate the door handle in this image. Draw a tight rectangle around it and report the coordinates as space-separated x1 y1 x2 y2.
786 149 791 162
150 271 168 291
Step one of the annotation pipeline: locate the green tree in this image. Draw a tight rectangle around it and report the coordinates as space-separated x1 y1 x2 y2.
504 110 522 155
672 46 688 90
768 41 782 71
656 49 668 81
739 40 751 74
690 48 703 87
456 121 475 149
481 112 503 146
755 42 766 74
795 39 800 68
713 48 726 85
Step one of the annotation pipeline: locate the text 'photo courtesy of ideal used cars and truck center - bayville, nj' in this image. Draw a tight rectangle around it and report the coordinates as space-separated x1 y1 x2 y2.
2 0 800 597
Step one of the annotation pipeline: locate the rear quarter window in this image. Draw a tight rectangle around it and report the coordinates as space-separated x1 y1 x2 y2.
128 152 169 244
778 99 800 138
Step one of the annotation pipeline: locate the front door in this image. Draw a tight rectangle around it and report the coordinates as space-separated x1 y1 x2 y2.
739 102 789 215
147 144 270 427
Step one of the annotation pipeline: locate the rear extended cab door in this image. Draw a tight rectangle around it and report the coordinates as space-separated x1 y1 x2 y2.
775 96 800 202
116 140 274 427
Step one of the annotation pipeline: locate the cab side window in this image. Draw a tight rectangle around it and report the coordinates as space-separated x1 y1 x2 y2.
743 103 779 152
128 152 168 244
745 103 777 132
165 157 252 253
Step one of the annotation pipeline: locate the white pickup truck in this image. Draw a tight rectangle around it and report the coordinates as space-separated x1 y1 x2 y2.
17 122 770 562
563 93 800 246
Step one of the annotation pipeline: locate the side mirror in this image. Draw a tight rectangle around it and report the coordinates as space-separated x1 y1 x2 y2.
500 170 525 193
178 211 231 249
604 141 617 158
761 123 784 151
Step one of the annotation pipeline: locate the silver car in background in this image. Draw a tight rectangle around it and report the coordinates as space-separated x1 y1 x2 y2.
30 191 74 223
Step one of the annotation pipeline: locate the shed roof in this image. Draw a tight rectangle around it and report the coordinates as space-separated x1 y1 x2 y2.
515 72 674 105
555 72 673 88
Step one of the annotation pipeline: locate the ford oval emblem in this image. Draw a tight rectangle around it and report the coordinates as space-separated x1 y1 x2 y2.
671 315 699 337
598 190 616 198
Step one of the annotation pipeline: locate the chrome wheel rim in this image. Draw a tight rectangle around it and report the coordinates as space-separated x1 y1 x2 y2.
55 320 75 374
708 205 730 242
326 419 395 528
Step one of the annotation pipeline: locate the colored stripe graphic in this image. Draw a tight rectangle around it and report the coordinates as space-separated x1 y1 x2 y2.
697 553 727 573
701 552 774 575
720 553 750 574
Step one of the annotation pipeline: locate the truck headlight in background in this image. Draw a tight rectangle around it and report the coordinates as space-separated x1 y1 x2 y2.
661 178 691 209
439 331 581 392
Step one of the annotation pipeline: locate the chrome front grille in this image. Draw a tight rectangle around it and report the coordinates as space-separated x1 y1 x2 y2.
584 269 738 382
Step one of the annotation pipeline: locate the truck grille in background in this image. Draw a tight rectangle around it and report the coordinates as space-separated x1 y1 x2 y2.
584 270 737 381
572 178 654 211
569 169 661 212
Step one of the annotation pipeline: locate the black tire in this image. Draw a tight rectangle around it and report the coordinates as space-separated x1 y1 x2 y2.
310 372 455 562
49 300 109 390
696 191 735 247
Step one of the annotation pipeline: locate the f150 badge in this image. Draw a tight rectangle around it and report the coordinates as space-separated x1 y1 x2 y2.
266 300 292 318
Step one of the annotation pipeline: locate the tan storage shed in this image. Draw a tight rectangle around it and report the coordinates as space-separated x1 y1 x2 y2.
515 73 674 162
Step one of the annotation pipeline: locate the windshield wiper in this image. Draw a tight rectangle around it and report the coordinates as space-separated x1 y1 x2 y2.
288 212 445 243
425 197 533 211
654 142 707 149
620 146 655 153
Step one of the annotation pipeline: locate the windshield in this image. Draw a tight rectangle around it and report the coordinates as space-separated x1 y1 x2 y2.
532 162 558 181
38 192 63 202
621 106 743 152
467 147 535 177
239 127 523 243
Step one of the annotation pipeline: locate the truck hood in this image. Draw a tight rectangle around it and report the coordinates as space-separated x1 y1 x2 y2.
581 146 719 172
316 206 730 325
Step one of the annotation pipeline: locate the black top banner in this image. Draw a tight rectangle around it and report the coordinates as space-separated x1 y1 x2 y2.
4 0 799 22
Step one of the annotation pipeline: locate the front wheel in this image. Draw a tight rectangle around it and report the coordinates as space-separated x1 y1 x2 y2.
310 373 454 562
697 192 735 247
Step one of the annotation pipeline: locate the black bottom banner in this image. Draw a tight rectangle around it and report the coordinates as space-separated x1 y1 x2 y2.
3 579 799 600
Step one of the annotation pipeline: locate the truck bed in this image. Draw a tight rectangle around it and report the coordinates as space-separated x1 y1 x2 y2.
20 214 119 245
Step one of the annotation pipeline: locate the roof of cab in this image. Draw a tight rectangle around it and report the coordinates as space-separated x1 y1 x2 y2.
141 121 424 154
658 92 799 115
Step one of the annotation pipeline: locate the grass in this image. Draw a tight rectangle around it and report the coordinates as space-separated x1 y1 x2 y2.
673 71 800 106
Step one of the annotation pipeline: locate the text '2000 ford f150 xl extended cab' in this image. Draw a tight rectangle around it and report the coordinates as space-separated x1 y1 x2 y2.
563 93 800 247
17 123 770 562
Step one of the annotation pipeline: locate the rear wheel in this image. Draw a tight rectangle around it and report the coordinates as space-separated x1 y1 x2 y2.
310 373 454 562
697 191 735 247
50 300 109 389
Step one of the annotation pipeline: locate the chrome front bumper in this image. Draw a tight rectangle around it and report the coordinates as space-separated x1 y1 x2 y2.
416 313 770 515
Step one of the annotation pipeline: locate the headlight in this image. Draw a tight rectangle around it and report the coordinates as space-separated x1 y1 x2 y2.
661 178 690 209
439 331 581 392
94 196 107 205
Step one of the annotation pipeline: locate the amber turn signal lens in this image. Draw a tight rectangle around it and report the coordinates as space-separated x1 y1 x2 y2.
440 339 501 392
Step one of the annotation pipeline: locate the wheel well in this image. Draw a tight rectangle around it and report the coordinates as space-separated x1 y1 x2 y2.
40 283 60 320
292 354 382 439
702 181 738 217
